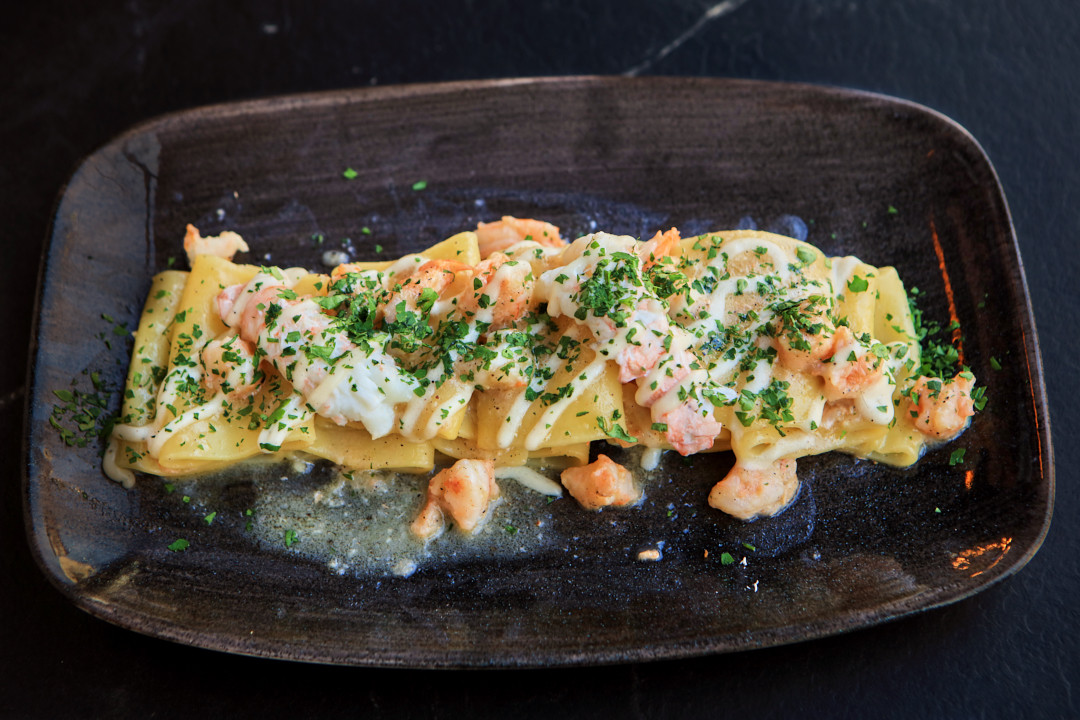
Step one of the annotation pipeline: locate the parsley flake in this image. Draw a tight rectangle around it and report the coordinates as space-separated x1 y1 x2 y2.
847 275 869 293
795 247 816 265
167 538 190 552
597 416 638 444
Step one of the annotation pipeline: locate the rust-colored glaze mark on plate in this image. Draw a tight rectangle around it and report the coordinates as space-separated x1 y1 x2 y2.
951 536 1013 578
929 216 964 365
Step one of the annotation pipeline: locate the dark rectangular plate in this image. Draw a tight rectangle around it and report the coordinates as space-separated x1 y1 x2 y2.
25 77 1053 667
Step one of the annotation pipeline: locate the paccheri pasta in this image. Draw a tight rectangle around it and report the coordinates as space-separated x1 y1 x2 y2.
105 217 978 538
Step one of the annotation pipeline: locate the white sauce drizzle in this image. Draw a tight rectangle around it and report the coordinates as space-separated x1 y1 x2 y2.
829 256 863 296
524 358 607 451
257 391 310 449
147 393 224 456
103 438 135 487
640 447 664 471
493 466 564 496
496 351 566 449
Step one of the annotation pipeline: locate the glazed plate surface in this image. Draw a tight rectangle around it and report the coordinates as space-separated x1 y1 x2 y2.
25 77 1053 667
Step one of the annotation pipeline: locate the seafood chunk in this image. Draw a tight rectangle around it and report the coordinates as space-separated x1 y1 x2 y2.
910 373 976 440
476 216 564 258
411 459 500 539
708 458 798 520
200 335 260 400
183 224 249 266
773 298 837 374
637 227 681 269
383 259 470 324
462 252 535 328
820 327 886 400
560 454 640 510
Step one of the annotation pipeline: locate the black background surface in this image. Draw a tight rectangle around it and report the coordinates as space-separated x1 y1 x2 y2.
3 1 1076 718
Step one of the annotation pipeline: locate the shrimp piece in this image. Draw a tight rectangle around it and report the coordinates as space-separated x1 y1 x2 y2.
183 224 249 266
635 345 725 455
461 252 535 328
233 284 293 345
822 352 885 400
610 297 669 382
708 458 799 521
215 283 246 325
476 216 564 258
637 228 681 269
200 335 260 399
776 317 884 399
218 273 418 436
215 274 293 345
773 299 837 373
560 454 640 510
410 459 500 539
910 373 976 439
618 343 665 383
251 295 412 432
330 262 368 283
658 402 724 456
383 259 470 324
820 327 885 400
501 241 565 277
636 348 698 407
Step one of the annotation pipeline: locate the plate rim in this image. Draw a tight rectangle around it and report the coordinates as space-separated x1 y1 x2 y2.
23 75 1055 668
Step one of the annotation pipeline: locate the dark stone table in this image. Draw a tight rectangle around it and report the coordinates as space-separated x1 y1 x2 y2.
4 1 1075 716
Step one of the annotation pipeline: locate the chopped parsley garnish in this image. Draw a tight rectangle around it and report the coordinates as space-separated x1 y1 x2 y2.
167 538 190 552
908 286 964 379
846 275 869 293
597 416 638 444
970 385 988 411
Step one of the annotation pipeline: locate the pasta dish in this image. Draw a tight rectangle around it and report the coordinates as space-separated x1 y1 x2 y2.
104 217 977 542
